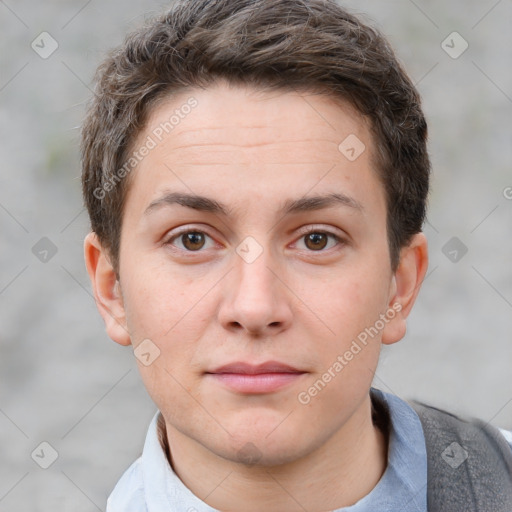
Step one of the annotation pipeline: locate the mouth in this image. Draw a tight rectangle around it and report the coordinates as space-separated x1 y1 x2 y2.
205 361 307 394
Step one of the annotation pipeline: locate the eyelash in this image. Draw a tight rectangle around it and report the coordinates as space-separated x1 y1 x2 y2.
164 226 346 254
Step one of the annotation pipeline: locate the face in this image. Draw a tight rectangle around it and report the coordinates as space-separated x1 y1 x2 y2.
87 80 426 466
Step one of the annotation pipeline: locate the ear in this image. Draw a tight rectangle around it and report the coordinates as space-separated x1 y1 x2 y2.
381 232 428 345
84 232 131 346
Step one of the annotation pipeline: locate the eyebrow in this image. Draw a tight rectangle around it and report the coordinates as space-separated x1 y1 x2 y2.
144 191 363 217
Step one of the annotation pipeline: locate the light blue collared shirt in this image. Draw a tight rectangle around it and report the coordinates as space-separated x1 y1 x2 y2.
106 388 512 511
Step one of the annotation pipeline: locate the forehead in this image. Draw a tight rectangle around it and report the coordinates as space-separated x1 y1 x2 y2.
124 80 384 220
143 81 371 156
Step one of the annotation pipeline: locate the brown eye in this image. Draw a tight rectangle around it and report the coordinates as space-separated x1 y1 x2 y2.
304 232 329 251
296 230 343 252
181 232 206 251
165 229 217 253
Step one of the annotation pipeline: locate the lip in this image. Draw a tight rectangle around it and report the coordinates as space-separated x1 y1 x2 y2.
205 361 306 394
209 361 303 375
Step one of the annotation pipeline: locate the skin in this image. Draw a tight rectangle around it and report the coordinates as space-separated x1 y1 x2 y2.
85 79 428 511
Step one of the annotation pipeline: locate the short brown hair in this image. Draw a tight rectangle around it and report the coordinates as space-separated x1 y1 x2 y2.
81 0 430 273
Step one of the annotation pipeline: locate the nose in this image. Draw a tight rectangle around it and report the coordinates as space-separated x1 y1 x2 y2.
217 246 293 337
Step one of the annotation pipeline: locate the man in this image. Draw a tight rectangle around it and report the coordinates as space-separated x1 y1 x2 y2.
81 0 512 510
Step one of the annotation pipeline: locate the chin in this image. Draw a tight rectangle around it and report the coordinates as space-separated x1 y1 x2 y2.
219 420 311 467
224 439 306 468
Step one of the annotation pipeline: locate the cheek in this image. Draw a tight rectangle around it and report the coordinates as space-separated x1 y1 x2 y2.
295 274 386 415
122 267 210 414
303 265 389 340
296 260 391 399
122 256 195 339
121 258 215 375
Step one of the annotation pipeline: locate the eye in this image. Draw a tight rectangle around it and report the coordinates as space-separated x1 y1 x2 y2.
165 230 216 252
295 230 343 251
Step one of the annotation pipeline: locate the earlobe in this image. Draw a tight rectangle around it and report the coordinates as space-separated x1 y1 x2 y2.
84 232 132 346
381 233 429 345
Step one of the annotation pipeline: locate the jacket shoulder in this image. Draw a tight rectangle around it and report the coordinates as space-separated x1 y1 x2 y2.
409 399 512 512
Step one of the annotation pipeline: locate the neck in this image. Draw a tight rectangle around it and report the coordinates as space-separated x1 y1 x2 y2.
162 394 388 512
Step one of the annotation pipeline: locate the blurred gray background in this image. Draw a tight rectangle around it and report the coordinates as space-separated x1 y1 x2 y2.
1 0 511 510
